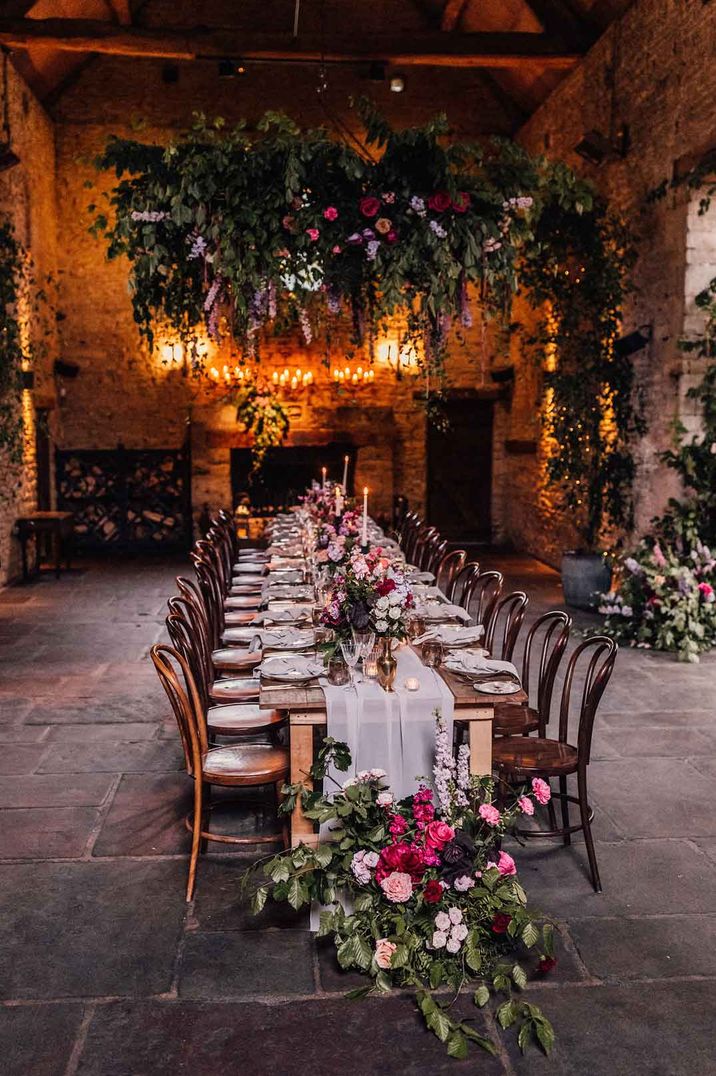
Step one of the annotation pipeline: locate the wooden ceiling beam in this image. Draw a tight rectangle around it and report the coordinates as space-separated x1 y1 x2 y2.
0 19 581 68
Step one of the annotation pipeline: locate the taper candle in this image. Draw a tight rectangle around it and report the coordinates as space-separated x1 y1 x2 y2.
321 466 327 489
342 454 349 492
362 486 368 546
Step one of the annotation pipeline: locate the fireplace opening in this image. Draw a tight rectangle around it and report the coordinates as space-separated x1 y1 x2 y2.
231 442 356 511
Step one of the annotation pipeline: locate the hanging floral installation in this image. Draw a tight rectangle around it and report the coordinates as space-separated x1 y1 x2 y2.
90 100 643 528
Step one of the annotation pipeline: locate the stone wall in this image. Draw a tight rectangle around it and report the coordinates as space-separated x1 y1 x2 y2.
0 61 59 586
505 0 716 563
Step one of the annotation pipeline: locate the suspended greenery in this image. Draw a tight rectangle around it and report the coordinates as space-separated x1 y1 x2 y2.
90 101 644 532
233 381 291 475
0 219 27 463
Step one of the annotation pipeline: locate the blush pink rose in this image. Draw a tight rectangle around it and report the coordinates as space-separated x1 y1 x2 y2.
479 803 501 826
374 938 397 969
532 778 552 805
496 851 517 876
518 796 534 816
424 820 455 850
380 871 413 903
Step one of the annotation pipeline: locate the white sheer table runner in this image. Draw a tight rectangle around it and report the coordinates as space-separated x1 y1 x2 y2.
320 643 455 800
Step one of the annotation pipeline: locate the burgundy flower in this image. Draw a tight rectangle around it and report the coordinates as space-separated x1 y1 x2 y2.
412 800 435 824
423 879 444 904
452 191 471 213
427 191 452 213
537 956 557 975
359 195 382 218
375 841 426 884
388 813 408 838
491 913 512 935
386 229 399 243
376 578 396 596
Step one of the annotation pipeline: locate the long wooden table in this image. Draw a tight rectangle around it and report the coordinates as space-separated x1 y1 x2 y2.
259 649 527 846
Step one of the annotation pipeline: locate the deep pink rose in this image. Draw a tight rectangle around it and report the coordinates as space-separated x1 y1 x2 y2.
359 195 381 218
424 820 455 850
423 879 444 904
305 228 320 241
699 582 714 599
375 841 426 883
323 206 338 221
388 813 408 838
496 851 517 876
331 244 342 254
518 796 534 816
452 191 471 213
479 803 501 826
532 778 552 805
386 229 398 243
380 871 413 903
427 190 452 213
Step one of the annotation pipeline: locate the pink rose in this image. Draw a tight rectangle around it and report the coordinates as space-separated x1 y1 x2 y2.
479 803 501 826
351 851 371 886
424 819 455 850
386 229 398 243
374 938 396 969
532 778 552 805
496 851 517 876
305 228 320 241
323 206 338 221
518 796 534 816
699 582 714 600
380 871 413 903
331 244 342 254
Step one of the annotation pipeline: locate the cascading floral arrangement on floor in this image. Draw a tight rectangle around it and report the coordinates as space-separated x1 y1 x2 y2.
244 718 556 1062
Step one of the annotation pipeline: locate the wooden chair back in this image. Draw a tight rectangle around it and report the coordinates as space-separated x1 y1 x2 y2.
435 549 466 596
462 569 503 631
558 636 617 763
485 591 529 661
151 643 207 778
166 597 212 711
518 609 572 732
422 536 448 574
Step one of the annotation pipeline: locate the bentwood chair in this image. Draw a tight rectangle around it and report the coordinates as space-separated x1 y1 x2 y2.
492 635 617 892
462 569 504 634
151 644 289 900
435 549 467 596
492 610 572 738
423 536 449 575
448 560 480 605
485 591 529 662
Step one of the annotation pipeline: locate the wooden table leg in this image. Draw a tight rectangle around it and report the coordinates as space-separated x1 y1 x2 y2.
289 718 317 847
468 706 493 777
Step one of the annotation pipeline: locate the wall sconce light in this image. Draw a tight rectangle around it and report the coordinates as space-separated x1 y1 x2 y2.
390 74 405 94
159 341 184 366
272 367 314 390
332 364 375 387
377 338 421 376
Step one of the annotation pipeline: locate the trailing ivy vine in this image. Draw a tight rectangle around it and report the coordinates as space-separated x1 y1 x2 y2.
0 219 27 463
90 101 644 535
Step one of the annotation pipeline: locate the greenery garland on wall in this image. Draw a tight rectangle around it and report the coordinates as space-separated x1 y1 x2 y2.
0 219 28 464
90 101 644 539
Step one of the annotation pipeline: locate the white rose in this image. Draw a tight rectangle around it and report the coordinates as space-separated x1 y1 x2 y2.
431 930 448 949
363 851 380 868
388 607 401 620
446 935 462 954
376 791 394 807
448 907 463 925
434 911 451 932
375 620 388 633
451 923 468 942
369 768 386 779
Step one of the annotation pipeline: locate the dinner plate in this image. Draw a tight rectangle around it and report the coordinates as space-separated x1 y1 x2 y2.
473 680 521 695
262 630 314 651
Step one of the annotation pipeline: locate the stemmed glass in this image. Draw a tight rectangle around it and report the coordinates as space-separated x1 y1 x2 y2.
352 628 376 664
340 638 363 688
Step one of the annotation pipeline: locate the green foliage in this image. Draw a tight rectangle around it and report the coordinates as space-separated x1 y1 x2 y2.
90 103 641 519
0 220 27 462
233 382 290 473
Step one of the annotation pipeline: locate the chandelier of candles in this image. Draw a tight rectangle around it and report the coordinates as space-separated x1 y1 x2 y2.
332 363 375 387
271 366 314 390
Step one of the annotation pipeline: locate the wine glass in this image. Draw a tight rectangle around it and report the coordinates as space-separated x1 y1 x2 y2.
340 638 363 688
352 627 376 664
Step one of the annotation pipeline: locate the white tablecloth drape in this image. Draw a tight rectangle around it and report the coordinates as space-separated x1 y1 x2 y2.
320 643 454 800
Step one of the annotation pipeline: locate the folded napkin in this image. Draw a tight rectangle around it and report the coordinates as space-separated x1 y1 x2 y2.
443 653 519 680
415 602 471 624
416 624 485 646
260 655 324 680
254 607 311 625
261 629 314 651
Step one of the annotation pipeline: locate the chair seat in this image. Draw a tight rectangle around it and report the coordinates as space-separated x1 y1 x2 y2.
492 703 540 737
233 567 266 577
229 584 264 596
224 596 262 610
492 736 578 777
212 648 262 672
224 610 257 626
202 743 289 785
221 627 259 646
207 703 285 735
209 678 260 703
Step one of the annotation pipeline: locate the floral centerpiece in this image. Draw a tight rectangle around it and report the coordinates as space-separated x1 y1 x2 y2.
320 546 415 641
245 717 555 1061
599 539 716 662
315 510 362 576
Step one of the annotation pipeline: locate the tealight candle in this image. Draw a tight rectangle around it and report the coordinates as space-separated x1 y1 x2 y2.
404 676 420 691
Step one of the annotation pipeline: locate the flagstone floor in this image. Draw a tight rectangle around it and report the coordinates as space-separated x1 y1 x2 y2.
1 553 715 1075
